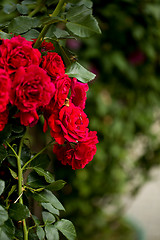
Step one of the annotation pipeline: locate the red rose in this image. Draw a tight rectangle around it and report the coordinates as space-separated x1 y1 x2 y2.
42 52 65 80
32 39 55 52
0 109 9 131
48 102 89 144
71 78 88 109
0 35 41 74
53 131 98 169
10 65 55 112
0 69 11 112
54 74 71 107
15 111 39 127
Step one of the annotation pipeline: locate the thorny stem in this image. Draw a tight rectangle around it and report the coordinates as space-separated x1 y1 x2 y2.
33 0 66 49
6 139 28 240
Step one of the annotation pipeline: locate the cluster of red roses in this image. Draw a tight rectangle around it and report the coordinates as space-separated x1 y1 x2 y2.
0 35 98 169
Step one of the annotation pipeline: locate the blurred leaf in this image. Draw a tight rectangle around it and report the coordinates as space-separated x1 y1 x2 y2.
8 16 41 34
31 189 65 211
0 205 8 226
16 4 28 15
42 211 55 224
66 61 96 82
0 180 5 196
46 180 66 191
0 219 15 240
3 3 16 14
0 32 13 39
9 203 30 221
27 171 48 188
37 226 45 240
41 203 59 216
45 225 59 240
55 219 76 240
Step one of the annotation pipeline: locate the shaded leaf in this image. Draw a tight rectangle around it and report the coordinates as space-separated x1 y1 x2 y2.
0 32 13 40
0 124 12 145
46 180 66 191
55 219 76 240
30 153 50 169
9 203 30 221
32 167 55 183
31 189 65 211
37 226 45 240
0 145 7 164
3 3 16 14
41 203 59 216
45 225 59 240
66 61 96 83
27 171 47 189
0 180 5 195
42 211 55 224
32 215 40 226
0 206 8 226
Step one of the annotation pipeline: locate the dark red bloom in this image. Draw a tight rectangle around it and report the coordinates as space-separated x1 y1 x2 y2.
53 131 98 169
32 39 55 52
15 111 39 127
42 52 65 80
10 65 55 112
0 69 11 112
0 109 9 131
71 78 88 109
48 102 89 144
0 35 41 74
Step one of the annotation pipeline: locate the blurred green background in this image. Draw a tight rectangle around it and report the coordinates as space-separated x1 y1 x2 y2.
55 1 160 239
1 0 160 239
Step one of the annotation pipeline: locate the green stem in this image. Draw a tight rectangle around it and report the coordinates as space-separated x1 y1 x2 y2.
28 0 46 18
22 139 55 171
33 0 66 49
17 138 28 240
6 139 28 240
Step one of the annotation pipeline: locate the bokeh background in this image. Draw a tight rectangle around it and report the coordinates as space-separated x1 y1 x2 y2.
1 0 160 239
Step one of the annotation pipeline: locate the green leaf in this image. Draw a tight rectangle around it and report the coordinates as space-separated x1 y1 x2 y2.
66 5 101 37
8 16 41 34
46 180 66 191
22 29 40 41
9 203 30 221
0 145 7 164
16 3 28 14
66 61 96 83
9 168 17 179
12 125 25 134
0 206 8 226
42 211 55 225
32 167 55 183
7 185 17 199
31 189 65 211
21 144 31 164
55 219 76 240
0 124 12 145
37 226 45 240
32 215 40 226
45 225 59 240
30 153 50 169
27 171 47 189
0 219 15 240
0 180 5 195
41 203 59 216
53 28 70 39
